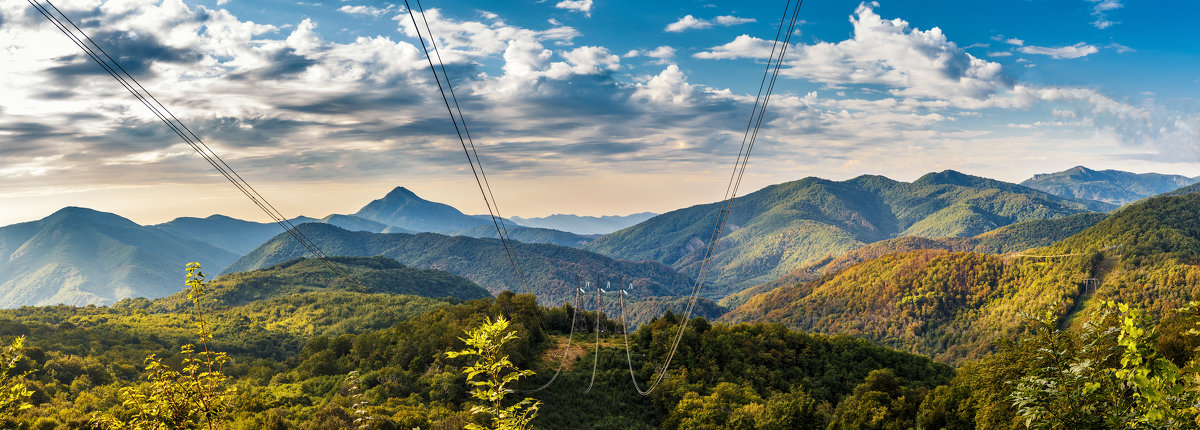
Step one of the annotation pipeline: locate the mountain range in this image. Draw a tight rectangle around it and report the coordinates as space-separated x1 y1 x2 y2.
1021 165 1199 205
4 167 1197 309
0 207 238 307
585 170 1113 298
510 212 658 235
222 222 694 305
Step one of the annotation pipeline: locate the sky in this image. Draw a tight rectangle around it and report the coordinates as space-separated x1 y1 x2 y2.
2 0 1199 226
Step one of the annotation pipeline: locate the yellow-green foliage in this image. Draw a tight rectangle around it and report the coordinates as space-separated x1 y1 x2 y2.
96 263 236 429
0 336 32 420
445 316 541 430
727 249 1099 363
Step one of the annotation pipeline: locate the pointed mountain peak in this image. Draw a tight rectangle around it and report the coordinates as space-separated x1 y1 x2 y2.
382 186 424 201
354 186 487 233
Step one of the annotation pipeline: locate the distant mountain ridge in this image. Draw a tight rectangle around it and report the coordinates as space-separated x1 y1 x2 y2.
223 222 695 304
154 213 410 255
1021 165 1199 206
510 212 658 235
586 170 1111 298
0 207 238 308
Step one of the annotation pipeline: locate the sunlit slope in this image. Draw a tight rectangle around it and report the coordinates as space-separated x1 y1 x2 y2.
588 170 1108 298
726 193 1200 364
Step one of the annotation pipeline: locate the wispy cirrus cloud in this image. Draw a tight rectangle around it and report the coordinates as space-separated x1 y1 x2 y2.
338 4 398 17
665 14 755 32
1018 42 1099 59
1088 0 1123 29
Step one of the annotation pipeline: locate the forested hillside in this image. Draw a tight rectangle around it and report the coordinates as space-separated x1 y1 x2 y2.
588 171 1108 299
225 223 695 304
727 192 1200 364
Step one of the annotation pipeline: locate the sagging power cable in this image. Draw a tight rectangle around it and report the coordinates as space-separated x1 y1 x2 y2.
403 0 530 292
28 0 368 289
623 0 805 396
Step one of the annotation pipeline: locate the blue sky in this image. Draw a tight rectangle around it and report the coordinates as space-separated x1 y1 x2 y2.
1 0 1197 225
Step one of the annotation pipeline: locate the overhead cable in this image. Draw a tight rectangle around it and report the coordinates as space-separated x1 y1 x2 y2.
28 0 368 289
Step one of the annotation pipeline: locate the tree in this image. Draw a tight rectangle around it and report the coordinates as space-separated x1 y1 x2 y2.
445 316 541 430
96 263 237 430
0 336 33 419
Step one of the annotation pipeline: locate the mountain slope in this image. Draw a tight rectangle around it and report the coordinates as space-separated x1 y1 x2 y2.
717 212 1108 309
453 224 595 248
222 223 694 304
0 207 239 307
154 214 295 255
726 192 1200 364
1021 165 1199 206
510 212 658 235
353 186 488 233
587 171 1107 298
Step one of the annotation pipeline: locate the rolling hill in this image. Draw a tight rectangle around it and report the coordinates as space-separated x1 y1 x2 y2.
586 170 1110 298
154 256 491 311
0 207 239 307
1021 165 1199 206
222 223 695 304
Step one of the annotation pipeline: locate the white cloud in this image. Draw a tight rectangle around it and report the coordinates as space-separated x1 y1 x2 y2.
632 65 694 105
338 5 397 17
644 45 676 60
665 14 756 32
1088 0 1123 29
698 4 1012 104
555 0 593 15
1018 42 1099 59
693 34 775 60
714 16 756 26
987 51 1012 57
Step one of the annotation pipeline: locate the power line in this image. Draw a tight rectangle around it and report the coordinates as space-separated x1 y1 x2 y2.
581 281 605 394
623 0 805 396
403 0 530 293
519 280 584 393
28 0 368 289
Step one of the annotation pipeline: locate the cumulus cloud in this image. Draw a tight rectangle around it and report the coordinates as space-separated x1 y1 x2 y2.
1018 42 1099 59
0 0 1193 225
699 4 1012 104
665 14 756 32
